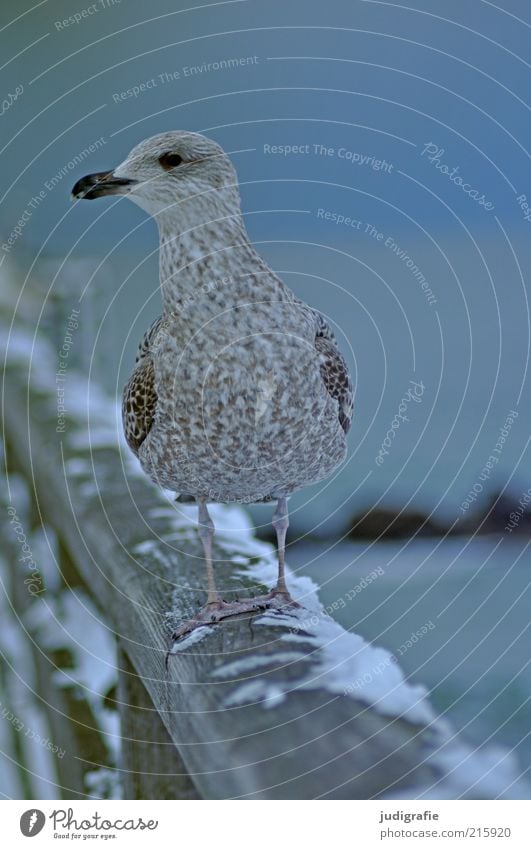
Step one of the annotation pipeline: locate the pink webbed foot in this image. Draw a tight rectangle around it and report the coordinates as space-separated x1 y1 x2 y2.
170 591 300 640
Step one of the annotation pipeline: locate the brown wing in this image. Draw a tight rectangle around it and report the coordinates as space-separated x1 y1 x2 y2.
122 357 157 455
314 312 353 434
135 315 163 363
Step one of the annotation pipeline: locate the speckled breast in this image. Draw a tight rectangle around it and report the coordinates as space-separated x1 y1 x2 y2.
139 296 347 501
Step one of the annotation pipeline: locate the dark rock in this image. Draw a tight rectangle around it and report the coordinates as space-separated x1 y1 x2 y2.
348 507 443 540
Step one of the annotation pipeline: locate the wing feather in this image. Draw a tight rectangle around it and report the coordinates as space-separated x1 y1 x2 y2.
314 312 353 434
122 357 157 455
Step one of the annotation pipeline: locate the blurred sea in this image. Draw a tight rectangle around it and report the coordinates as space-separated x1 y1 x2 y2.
287 534 530 779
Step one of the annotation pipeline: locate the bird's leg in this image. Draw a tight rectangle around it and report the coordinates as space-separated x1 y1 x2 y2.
268 497 300 606
170 497 280 643
197 498 219 606
168 496 303 646
272 496 289 594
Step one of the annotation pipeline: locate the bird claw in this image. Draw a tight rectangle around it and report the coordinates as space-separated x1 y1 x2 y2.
166 591 301 661
266 589 301 608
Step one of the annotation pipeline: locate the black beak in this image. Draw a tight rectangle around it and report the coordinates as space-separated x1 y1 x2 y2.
71 171 137 200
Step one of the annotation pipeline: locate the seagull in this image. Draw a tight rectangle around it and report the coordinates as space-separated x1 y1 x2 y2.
72 131 352 639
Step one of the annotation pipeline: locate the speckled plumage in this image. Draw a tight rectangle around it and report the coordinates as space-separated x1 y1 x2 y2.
125 289 351 503
111 132 353 503
73 131 353 634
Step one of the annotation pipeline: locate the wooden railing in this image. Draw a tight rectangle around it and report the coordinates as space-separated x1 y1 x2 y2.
1 271 523 800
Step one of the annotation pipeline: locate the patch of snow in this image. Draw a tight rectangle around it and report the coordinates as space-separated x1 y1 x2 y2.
235 549 317 602
166 624 214 653
4 472 32 514
78 480 100 498
149 506 184 520
26 589 120 757
0 327 55 389
222 534 273 560
279 631 321 645
85 767 122 800
133 539 161 556
132 541 180 573
223 628 431 725
26 589 116 711
212 651 304 679
64 457 93 476
223 679 286 709
69 426 121 451
208 504 256 537
293 614 432 724
62 390 142 480
64 379 115 425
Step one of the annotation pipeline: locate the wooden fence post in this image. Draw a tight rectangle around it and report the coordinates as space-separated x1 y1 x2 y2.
117 646 200 800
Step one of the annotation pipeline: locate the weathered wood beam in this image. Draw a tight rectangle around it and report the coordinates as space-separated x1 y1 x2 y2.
117 646 200 799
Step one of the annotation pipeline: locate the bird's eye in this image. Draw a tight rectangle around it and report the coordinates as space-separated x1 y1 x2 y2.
158 152 183 171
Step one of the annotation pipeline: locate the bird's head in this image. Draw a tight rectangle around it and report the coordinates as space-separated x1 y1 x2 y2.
71 131 241 221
